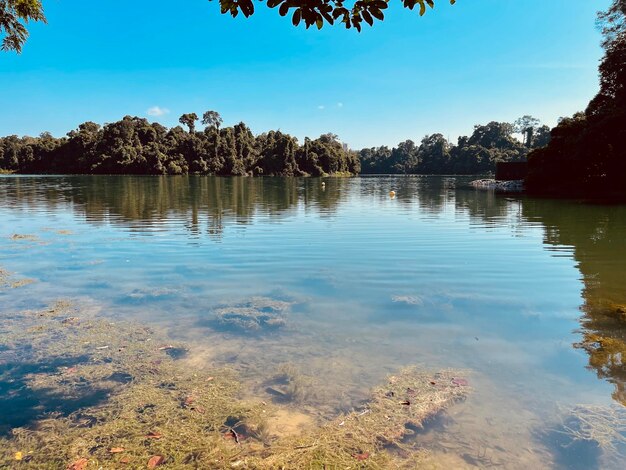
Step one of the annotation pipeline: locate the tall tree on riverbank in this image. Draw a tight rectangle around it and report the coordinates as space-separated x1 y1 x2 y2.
179 113 199 134
526 0 626 197
514 115 541 148
202 111 223 131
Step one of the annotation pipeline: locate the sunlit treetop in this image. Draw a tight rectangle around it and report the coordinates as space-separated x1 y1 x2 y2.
1 0 455 53
215 0 456 31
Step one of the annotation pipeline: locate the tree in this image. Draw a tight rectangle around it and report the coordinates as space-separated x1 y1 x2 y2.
417 134 451 174
179 113 199 134
514 115 541 148
533 125 551 148
202 110 223 131
0 0 46 52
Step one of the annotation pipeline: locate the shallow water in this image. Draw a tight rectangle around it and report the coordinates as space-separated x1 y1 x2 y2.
1 175 625 468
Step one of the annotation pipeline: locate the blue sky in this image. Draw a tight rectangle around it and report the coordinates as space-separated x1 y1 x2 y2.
0 0 611 148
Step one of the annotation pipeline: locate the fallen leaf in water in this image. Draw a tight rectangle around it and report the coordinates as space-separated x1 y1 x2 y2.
109 447 125 453
354 452 370 461
451 378 469 387
14 452 23 461
67 458 89 470
147 455 165 468
145 432 162 439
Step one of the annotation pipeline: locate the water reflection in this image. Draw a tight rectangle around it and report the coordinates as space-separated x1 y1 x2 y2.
1 175 625 410
522 200 626 406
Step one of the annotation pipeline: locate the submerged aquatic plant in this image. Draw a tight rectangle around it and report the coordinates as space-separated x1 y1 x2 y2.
556 404 626 452
265 363 316 404
0 267 35 289
211 297 293 332
0 272 470 468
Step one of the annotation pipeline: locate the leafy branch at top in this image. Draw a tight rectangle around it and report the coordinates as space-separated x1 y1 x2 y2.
0 0 46 53
215 0 456 32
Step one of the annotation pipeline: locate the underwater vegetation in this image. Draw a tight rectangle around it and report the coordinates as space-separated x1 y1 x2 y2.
211 297 294 333
0 267 36 290
0 276 470 468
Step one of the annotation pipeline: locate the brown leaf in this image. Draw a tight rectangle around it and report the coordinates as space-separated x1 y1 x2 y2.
145 432 162 439
147 455 165 468
400 400 411 406
119 456 132 464
354 452 370 461
183 396 195 406
451 378 469 387
109 447 125 453
158 345 174 350
67 458 89 470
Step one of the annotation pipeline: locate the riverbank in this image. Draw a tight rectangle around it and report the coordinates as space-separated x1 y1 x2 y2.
470 179 525 193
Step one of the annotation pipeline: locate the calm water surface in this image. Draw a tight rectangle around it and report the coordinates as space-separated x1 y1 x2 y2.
1 175 625 468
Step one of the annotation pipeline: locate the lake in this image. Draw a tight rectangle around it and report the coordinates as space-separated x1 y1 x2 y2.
1 175 625 468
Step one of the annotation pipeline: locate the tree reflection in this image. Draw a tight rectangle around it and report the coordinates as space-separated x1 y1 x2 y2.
521 199 626 405
1 175 625 404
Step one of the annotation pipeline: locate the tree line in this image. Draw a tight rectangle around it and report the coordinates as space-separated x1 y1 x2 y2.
1 114 550 177
359 117 550 175
0 112 360 176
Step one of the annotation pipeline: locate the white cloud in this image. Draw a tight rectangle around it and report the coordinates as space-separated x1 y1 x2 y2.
317 105 325 110
147 106 170 117
337 102 344 108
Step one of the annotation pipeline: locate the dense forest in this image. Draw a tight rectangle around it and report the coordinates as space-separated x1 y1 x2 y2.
0 114 360 176
359 117 549 175
0 114 547 177
526 0 626 198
